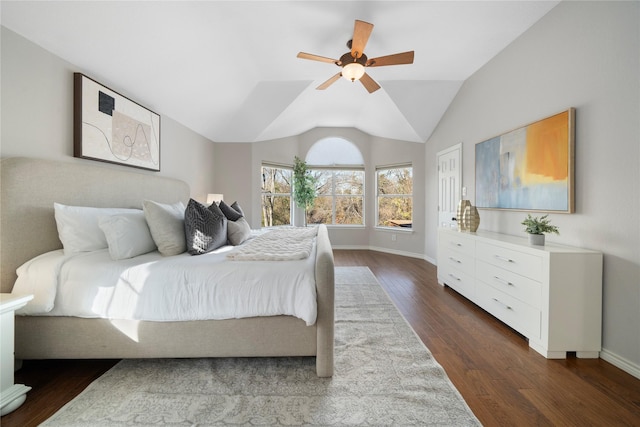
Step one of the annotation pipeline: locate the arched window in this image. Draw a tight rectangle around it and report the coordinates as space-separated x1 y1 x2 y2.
305 137 364 165
305 138 365 226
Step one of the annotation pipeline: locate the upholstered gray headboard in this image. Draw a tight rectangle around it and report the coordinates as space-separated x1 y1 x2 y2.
0 157 190 293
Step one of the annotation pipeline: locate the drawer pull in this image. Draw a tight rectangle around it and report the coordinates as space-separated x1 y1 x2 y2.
449 257 462 264
493 276 514 286
448 273 461 282
492 298 512 310
494 255 515 263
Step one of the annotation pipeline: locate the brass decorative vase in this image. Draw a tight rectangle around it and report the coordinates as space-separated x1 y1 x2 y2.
463 205 480 232
457 200 471 231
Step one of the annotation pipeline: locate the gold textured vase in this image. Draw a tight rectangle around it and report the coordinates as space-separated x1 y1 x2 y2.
463 205 480 232
456 200 471 231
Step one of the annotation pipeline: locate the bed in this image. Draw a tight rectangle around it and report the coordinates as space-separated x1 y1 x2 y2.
0 157 335 377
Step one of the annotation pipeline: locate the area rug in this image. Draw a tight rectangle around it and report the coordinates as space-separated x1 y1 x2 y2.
41 267 480 426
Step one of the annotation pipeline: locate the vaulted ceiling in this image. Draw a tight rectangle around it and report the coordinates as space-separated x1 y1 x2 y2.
1 1 559 143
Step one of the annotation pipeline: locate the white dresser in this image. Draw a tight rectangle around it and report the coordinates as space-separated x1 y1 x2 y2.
437 228 602 359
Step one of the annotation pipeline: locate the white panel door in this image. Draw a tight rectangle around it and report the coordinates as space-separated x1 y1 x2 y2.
437 143 462 229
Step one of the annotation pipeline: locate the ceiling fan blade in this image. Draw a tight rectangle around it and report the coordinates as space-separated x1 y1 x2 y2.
297 52 339 64
316 72 342 90
366 51 415 67
359 72 381 93
351 20 374 59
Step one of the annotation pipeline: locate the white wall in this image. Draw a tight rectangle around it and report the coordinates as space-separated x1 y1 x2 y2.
425 1 640 375
1 27 216 198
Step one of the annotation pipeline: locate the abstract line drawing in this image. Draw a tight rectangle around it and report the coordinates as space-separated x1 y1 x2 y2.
74 73 160 171
475 109 575 213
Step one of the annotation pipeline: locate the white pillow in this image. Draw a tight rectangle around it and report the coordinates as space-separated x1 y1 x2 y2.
227 216 252 246
99 212 157 260
142 200 186 256
54 203 140 255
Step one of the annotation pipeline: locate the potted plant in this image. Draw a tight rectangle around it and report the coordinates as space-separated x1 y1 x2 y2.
293 156 317 226
521 214 559 245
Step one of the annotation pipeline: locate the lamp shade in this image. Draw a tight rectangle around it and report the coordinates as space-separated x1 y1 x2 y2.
341 63 365 82
206 194 224 204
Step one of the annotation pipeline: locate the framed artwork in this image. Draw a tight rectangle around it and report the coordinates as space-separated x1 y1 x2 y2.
475 108 575 213
74 73 160 171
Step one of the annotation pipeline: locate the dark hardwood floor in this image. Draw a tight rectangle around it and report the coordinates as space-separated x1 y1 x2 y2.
3 250 640 426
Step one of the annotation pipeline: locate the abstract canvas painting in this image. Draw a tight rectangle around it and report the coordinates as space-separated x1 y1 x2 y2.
74 73 160 171
475 109 575 212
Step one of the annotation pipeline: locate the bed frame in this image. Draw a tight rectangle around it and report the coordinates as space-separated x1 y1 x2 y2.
0 157 335 377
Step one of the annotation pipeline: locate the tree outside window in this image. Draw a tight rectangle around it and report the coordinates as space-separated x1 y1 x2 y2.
307 169 364 226
377 166 413 229
261 165 292 227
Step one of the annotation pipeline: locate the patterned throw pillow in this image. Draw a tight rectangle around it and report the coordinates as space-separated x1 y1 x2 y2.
184 199 228 255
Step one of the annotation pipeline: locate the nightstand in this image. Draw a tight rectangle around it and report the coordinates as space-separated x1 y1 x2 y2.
1 293 34 416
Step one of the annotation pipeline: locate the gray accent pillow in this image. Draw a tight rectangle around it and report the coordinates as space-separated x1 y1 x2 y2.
143 200 186 256
184 199 228 255
227 217 251 246
219 200 243 221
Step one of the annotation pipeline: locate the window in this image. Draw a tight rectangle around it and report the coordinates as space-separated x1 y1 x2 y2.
261 165 292 227
308 168 364 226
305 137 365 226
377 165 413 229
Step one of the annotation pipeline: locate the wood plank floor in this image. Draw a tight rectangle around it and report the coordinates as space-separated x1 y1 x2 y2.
3 250 640 426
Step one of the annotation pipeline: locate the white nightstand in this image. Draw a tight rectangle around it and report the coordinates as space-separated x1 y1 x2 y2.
1 293 34 416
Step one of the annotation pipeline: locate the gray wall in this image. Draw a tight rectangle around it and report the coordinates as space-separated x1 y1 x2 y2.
1 27 216 199
425 1 640 375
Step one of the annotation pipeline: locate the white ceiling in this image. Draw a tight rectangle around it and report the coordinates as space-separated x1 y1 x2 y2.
1 1 560 143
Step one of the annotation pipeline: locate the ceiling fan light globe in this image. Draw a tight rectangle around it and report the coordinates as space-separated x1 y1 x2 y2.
342 63 365 82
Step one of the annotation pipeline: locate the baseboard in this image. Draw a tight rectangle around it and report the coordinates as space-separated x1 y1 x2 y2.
600 348 640 380
331 245 370 251
370 246 427 259
332 245 426 260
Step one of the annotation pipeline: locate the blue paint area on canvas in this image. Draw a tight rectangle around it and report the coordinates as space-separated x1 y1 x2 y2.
498 182 568 210
475 136 501 208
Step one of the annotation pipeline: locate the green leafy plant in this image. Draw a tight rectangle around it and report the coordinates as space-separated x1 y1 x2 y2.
521 214 559 235
293 156 317 225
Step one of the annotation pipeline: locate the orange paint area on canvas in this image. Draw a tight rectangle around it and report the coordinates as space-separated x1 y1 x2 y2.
524 111 569 183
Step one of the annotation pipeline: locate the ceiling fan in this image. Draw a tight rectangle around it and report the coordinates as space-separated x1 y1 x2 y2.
297 19 414 93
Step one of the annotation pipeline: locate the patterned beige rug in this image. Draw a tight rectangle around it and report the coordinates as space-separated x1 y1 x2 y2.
42 267 480 426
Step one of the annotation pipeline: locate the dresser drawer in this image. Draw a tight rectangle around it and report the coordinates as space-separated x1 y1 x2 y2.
477 241 542 282
476 260 542 309
476 280 541 339
439 231 475 258
440 246 475 277
438 265 475 300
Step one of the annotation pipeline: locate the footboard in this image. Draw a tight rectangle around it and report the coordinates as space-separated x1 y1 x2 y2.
314 224 335 377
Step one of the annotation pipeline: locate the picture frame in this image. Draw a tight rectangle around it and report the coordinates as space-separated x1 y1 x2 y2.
475 108 575 213
74 73 161 171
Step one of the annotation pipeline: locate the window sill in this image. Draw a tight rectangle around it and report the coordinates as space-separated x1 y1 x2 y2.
375 226 414 233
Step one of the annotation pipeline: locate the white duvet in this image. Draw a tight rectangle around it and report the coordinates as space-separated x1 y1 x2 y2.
12 241 317 326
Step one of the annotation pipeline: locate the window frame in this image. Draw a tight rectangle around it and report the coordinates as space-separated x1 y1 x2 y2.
260 163 293 228
375 163 414 231
307 166 365 227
